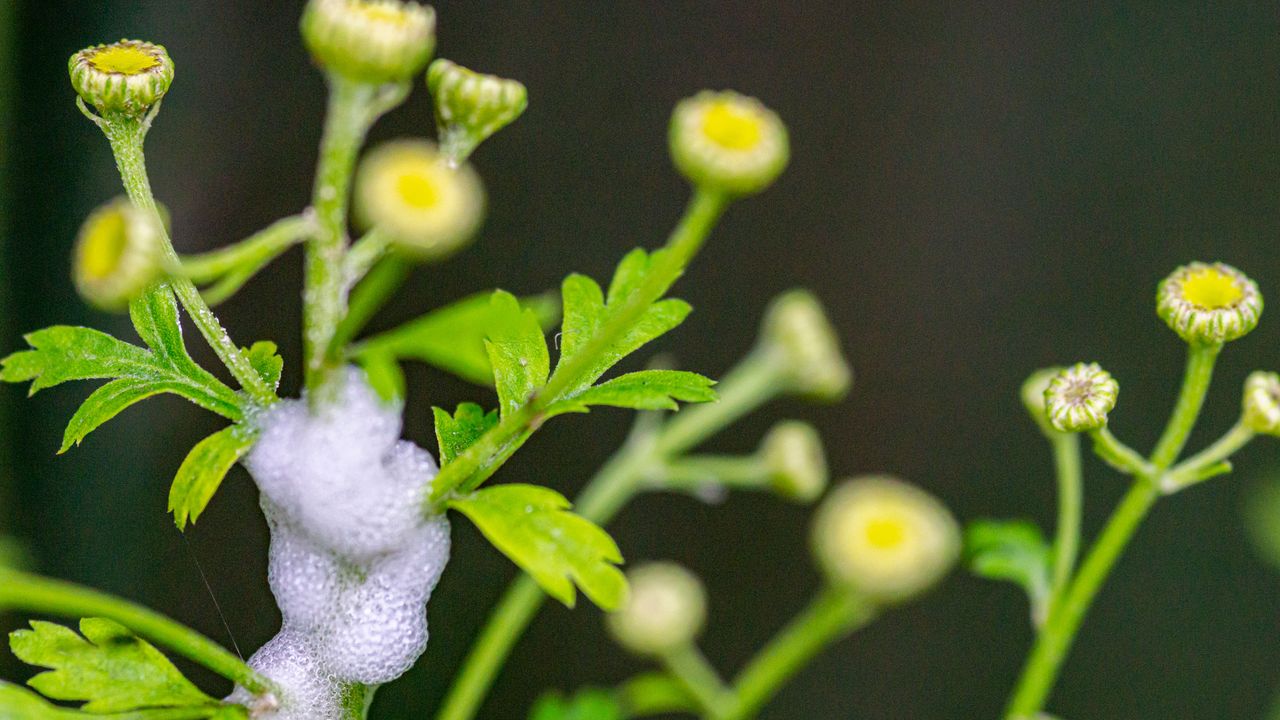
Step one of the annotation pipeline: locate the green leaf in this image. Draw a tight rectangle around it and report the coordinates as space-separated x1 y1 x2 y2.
485 291 551 417
529 689 623 720
245 341 283 391
558 274 606 364
59 378 182 453
555 370 716 413
9 618 215 712
1 326 152 392
448 484 628 610
965 519 1052 619
354 291 559 386
0 680 245 719
606 248 652 306
357 350 405 405
617 673 699 716
169 426 257 531
433 403 499 466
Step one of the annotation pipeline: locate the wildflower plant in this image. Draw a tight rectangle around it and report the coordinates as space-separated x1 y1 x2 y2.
0 2 954 719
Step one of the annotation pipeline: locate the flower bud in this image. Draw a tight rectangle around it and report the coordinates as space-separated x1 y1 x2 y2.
300 0 436 84
1043 362 1118 433
758 290 852 402
606 562 707 656
427 59 528 162
69 40 173 117
760 421 829 503
354 139 485 260
669 90 789 196
1021 366 1065 435
1157 262 1262 345
811 476 959 603
73 198 164 311
1243 371 1280 436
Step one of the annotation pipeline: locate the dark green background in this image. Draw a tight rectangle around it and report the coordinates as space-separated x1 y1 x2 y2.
4 2 1280 718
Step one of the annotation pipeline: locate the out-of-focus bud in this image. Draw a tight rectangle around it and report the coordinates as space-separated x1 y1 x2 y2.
669 90 789 196
1243 371 1280 436
427 59 528 163
1021 366 1065 435
1156 262 1262 345
758 290 852 402
606 562 707 657
760 421 829 503
354 139 485 260
811 476 959 603
73 198 164 311
69 40 173 117
301 0 436 84
1043 362 1118 433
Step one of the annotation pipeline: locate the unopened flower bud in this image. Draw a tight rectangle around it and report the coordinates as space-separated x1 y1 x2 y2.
1021 366 1065 435
427 59 528 163
758 290 852 402
760 421 829 503
354 139 485 260
69 40 173 117
301 0 436 84
73 198 164 311
811 476 959 603
669 90 789 196
1157 262 1262 345
606 562 707 656
1243 371 1280 436
1044 363 1118 433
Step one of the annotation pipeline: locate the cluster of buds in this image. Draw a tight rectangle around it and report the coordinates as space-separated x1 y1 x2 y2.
811 476 959 603
72 198 164 311
300 0 436 84
669 90 789 197
757 290 853 403
606 562 707 657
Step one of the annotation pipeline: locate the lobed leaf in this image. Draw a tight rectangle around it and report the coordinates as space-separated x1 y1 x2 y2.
0 680 245 719
168 426 257 531
965 519 1052 619
0 326 152 392
245 341 283 391
434 403 499 466
9 618 215 713
555 369 716 413
60 378 189 453
529 688 624 720
485 291 551 418
448 484 628 610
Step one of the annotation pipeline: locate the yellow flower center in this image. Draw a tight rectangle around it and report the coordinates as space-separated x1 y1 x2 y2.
79 212 128 280
396 170 441 209
1181 268 1244 309
89 46 159 75
701 100 764 151
356 3 413 25
864 516 908 549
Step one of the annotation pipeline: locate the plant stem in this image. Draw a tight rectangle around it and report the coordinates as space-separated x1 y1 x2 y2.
659 645 732 718
1048 433 1082 603
180 214 314 283
429 189 729 502
303 76 380 405
100 115 275 405
1162 420 1254 493
722 587 874 720
1003 341 1222 719
0 569 276 697
330 254 411 354
1089 426 1153 476
433 351 781 720
661 454 767 492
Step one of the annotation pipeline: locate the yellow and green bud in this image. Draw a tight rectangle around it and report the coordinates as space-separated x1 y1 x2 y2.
69 40 173 117
1043 362 1118 433
758 290 852 402
760 421 829 503
1156 262 1262 345
669 90 789 196
1243 371 1280 436
73 198 164 311
301 0 436 84
606 562 707 657
354 139 485 260
427 59 528 163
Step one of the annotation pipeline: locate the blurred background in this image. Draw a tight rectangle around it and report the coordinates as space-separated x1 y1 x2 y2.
4 2 1280 718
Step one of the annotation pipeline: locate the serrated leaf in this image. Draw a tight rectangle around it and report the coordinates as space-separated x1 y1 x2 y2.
60 377 187 453
434 403 499 466
9 618 215 713
245 341 283 391
169 426 257 531
485 291 551 417
354 292 559 386
449 484 628 610
965 519 1052 619
559 274 606 364
551 370 716 416
606 248 652 306
129 286 188 365
0 680 243 719
529 689 623 720
1 326 153 392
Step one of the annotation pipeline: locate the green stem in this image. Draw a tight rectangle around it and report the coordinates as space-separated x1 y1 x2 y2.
1048 433 1082 603
616 673 699 717
99 115 274 405
180 214 313 283
0 569 276 697
661 454 767 492
1088 426 1153 476
330 254 411 354
722 587 874 720
1162 420 1254 493
433 352 781 720
342 229 393 289
429 189 729 502
659 645 732 718
1003 341 1222 719
303 76 381 404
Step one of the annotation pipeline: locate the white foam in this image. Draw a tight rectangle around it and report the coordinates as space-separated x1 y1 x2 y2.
232 370 452 714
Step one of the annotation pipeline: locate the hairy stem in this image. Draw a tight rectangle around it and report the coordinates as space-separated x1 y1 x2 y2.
0 569 276 697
